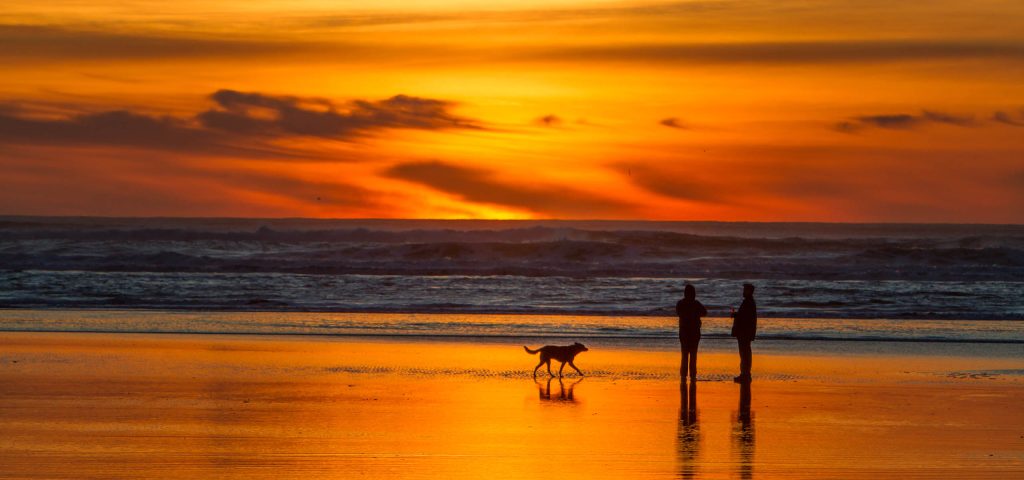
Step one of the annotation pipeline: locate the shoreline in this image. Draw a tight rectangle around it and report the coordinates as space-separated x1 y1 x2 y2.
2 330 1022 378
1 310 1021 351
1 328 1022 345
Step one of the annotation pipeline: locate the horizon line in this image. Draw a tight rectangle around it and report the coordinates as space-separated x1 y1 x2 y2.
1 214 1022 227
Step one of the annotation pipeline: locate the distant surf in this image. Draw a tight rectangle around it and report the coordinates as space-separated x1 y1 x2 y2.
1 217 1021 320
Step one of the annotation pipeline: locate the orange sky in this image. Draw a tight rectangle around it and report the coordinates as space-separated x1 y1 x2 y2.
1 0 1023 221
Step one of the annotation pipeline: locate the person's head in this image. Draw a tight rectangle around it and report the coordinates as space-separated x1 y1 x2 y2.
743 283 755 298
684 284 696 300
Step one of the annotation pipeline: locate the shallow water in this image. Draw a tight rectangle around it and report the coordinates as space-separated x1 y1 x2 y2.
1 333 1021 479
1 310 1021 349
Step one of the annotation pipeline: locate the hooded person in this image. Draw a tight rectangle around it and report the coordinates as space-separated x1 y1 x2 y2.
676 284 707 381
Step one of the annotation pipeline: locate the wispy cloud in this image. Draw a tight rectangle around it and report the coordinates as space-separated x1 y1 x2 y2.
835 110 976 132
616 163 725 204
659 117 688 129
0 25 319 62
7 23 1023 67
524 40 1024 66
384 161 635 217
0 108 240 154
200 89 482 139
208 169 382 209
920 110 976 126
535 114 562 127
992 110 1024 126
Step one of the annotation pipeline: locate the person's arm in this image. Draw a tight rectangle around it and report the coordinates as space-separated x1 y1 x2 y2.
698 301 707 317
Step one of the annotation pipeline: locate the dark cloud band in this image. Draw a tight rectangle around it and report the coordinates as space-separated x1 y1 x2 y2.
5 24 1022 66
835 110 977 132
0 90 482 156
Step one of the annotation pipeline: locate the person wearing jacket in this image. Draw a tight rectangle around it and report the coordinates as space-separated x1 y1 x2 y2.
676 284 707 381
730 283 757 383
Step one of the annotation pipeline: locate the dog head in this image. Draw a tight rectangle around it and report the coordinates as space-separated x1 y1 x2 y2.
573 342 589 353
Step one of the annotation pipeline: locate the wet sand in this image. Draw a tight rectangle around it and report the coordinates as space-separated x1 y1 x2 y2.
1 332 1022 479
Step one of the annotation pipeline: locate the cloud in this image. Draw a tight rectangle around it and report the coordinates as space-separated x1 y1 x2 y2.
199 89 482 139
0 146 387 216
525 40 1024 66
659 117 688 129
921 110 976 126
992 110 1024 126
535 114 562 127
834 110 976 132
617 163 726 204
8 22 1024 67
840 114 920 131
210 170 381 209
384 161 635 217
0 25 318 62
0 108 234 153
0 90 482 155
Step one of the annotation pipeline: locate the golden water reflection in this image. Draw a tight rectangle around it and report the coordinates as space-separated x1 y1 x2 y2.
536 377 583 402
733 381 755 479
677 380 700 479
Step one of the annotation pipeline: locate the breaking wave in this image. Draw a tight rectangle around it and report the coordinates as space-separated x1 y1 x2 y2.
1 217 1022 319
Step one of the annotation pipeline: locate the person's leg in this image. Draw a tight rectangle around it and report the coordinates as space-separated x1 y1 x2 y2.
681 351 692 379
688 336 700 380
679 338 688 378
734 338 750 382
739 338 752 378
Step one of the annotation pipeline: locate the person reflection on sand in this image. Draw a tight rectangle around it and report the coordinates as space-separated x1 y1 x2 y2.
536 377 583 402
676 380 699 479
732 381 755 479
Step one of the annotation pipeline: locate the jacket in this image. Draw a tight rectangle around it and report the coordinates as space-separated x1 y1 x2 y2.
676 298 707 338
731 297 757 340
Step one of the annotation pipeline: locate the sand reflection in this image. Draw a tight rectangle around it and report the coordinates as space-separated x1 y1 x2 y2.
676 380 700 478
732 381 755 479
536 377 583 402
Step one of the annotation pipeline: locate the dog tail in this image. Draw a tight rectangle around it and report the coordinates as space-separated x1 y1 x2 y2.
523 345 540 354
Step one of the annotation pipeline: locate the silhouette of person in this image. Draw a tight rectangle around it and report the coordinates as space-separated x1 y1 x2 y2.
676 284 707 381
730 283 757 383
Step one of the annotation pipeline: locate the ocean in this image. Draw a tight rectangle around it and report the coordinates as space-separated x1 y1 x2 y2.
1 217 1022 349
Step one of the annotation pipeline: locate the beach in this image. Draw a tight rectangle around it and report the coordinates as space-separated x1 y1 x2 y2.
2 330 1021 479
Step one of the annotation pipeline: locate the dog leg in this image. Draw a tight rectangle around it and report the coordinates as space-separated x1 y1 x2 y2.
569 361 584 376
533 360 545 378
546 360 554 377
558 361 566 378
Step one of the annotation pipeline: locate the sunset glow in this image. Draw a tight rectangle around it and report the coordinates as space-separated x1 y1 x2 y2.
2 0 1023 221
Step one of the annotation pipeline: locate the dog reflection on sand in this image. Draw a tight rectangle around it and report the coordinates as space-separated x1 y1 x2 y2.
536 377 583 402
